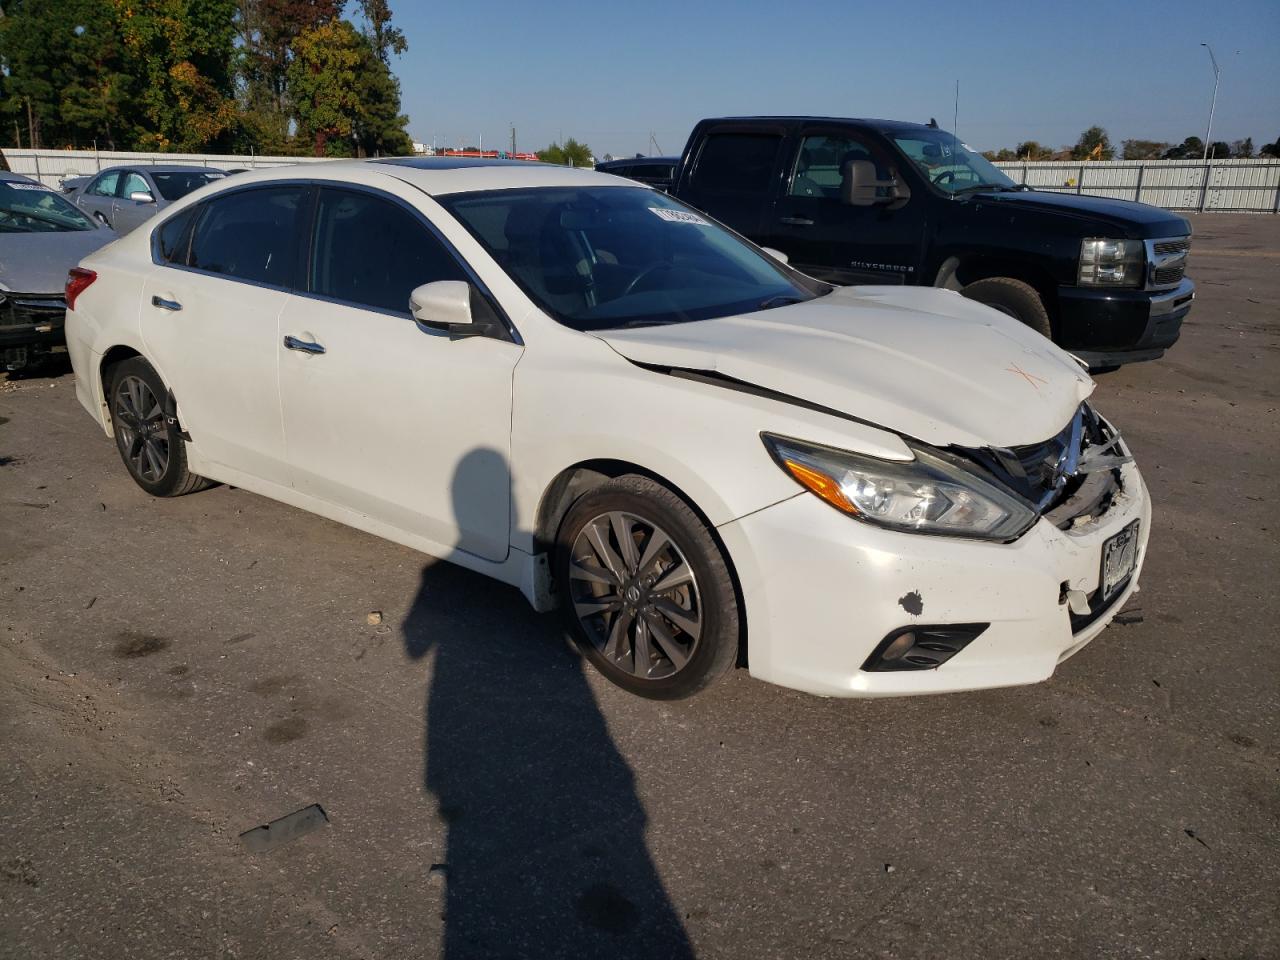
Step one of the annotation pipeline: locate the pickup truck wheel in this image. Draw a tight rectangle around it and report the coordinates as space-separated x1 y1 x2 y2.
961 277 1052 339
555 476 739 700
108 357 209 498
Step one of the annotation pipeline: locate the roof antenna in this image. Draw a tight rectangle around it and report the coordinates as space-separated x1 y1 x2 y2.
950 79 961 199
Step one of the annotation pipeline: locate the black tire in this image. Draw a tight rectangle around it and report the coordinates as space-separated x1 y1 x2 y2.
962 276 1052 339
554 476 739 700
107 356 209 497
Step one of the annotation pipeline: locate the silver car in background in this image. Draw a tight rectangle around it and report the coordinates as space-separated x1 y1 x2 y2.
0 172 116 371
65 164 227 235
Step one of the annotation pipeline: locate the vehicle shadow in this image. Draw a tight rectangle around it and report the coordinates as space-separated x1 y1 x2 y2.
402 448 694 959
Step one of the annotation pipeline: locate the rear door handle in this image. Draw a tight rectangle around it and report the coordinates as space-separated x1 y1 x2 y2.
283 334 326 355
151 295 182 311
779 217 814 226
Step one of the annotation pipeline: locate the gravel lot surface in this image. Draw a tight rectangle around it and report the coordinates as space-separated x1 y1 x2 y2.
2 213 1277 959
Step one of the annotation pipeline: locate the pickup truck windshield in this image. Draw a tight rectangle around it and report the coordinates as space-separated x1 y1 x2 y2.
892 132 1018 195
0 181 96 233
440 186 828 331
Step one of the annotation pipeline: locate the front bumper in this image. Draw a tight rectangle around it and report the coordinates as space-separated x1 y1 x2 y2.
1055 279 1193 368
1 295 68 371
718 462 1151 698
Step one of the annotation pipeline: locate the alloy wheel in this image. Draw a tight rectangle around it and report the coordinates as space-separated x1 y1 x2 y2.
114 374 169 482
568 510 702 680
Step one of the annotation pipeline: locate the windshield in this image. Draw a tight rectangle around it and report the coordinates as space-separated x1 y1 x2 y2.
892 131 1017 195
0 180 96 233
440 186 829 331
151 170 226 201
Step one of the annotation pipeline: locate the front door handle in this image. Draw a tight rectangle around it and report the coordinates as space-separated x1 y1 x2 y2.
780 216 815 226
151 295 182 311
283 334 326 355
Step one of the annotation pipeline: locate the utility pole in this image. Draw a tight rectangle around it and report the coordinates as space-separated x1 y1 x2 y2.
1200 43 1221 160
510 124 516 156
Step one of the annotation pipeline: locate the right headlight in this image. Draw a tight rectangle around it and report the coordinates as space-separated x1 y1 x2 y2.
1078 238 1144 287
762 434 1037 541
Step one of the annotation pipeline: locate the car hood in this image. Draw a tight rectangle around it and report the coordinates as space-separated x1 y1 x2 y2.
0 228 116 295
594 285 1095 449
971 189 1190 239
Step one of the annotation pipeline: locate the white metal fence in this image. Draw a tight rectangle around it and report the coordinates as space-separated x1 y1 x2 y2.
2 148 330 189
4 148 1279 213
993 159 1280 213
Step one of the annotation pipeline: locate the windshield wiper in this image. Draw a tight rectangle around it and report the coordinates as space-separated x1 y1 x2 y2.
757 295 805 310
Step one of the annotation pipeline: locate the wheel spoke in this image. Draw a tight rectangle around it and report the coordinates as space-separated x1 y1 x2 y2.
635 528 671 577
573 595 620 620
652 597 701 639
603 609 633 660
584 520 628 580
144 441 165 479
632 615 654 676
609 512 639 571
651 561 693 594
569 560 617 587
643 611 690 670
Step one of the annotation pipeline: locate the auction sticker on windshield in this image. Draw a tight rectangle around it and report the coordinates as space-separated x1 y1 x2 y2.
1100 520 1140 602
650 208 709 225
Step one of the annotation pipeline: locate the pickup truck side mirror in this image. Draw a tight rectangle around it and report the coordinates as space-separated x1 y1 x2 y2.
841 160 909 208
410 280 510 341
129 190 156 204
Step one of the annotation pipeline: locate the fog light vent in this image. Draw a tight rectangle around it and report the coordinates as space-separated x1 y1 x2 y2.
861 623 990 672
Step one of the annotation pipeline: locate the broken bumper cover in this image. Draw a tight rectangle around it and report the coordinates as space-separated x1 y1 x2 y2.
718 462 1151 698
1 294 68 370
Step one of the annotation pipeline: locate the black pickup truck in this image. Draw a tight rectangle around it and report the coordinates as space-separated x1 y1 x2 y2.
666 117 1194 368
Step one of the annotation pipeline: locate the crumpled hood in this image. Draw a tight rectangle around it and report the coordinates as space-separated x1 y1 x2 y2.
595 285 1095 448
0 228 116 294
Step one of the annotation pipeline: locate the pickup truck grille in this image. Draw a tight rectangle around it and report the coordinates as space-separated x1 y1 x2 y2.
0 293 67 329
1146 236 1191 289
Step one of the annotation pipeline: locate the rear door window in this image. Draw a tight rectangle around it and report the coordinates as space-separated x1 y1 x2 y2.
187 186 308 288
87 172 120 197
691 133 782 193
308 188 467 314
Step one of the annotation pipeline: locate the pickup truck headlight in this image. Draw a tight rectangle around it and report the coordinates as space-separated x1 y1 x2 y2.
762 434 1037 541
1078 238 1144 287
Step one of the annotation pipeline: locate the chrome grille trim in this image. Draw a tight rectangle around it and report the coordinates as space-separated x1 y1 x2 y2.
1145 235 1191 290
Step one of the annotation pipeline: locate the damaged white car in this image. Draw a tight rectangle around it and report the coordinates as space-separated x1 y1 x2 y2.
64 159 1150 699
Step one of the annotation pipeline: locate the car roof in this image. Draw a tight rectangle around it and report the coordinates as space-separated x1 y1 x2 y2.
208 157 629 197
94 163 228 174
597 157 679 168
702 116 936 134
0 171 38 184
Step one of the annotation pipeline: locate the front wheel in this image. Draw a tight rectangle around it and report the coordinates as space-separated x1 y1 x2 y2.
555 476 739 700
108 357 209 497
961 276 1053 339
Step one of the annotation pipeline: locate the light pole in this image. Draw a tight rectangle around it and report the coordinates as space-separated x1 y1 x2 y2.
1200 43 1221 160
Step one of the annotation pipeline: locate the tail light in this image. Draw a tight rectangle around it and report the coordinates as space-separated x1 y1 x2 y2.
65 268 98 311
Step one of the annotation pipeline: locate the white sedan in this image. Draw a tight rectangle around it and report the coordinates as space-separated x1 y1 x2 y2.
63 158 1150 699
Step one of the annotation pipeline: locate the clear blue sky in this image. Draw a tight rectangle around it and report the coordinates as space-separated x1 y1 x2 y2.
386 0 1279 158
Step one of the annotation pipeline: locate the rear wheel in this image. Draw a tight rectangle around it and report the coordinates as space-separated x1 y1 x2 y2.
962 276 1052 339
555 476 739 700
108 357 208 497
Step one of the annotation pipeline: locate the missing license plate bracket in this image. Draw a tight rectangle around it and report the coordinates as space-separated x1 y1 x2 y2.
239 803 329 854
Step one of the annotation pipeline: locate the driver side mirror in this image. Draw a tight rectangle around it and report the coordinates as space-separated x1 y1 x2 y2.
410 280 509 341
841 160 909 208
129 191 155 204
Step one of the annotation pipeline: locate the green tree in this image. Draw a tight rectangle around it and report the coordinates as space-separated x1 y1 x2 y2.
358 0 406 63
1071 126 1114 160
288 18 364 156
352 34 412 156
1015 141 1047 160
1260 136 1280 159
538 138 593 167
1121 139 1169 160
1232 137 1254 158
1207 140 1231 159
1163 137 1205 159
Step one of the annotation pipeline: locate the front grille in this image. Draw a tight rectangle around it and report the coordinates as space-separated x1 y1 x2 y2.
0 294 67 329
1153 238 1190 256
1147 235 1191 289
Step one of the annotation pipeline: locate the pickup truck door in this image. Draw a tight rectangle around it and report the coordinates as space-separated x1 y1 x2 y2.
675 126 787 240
761 129 925 286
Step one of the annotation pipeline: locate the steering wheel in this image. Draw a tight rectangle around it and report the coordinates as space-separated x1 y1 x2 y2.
622 262 675 297
932 170 956 186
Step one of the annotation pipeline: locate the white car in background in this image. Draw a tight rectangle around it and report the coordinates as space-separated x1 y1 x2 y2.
63 159 1150 699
